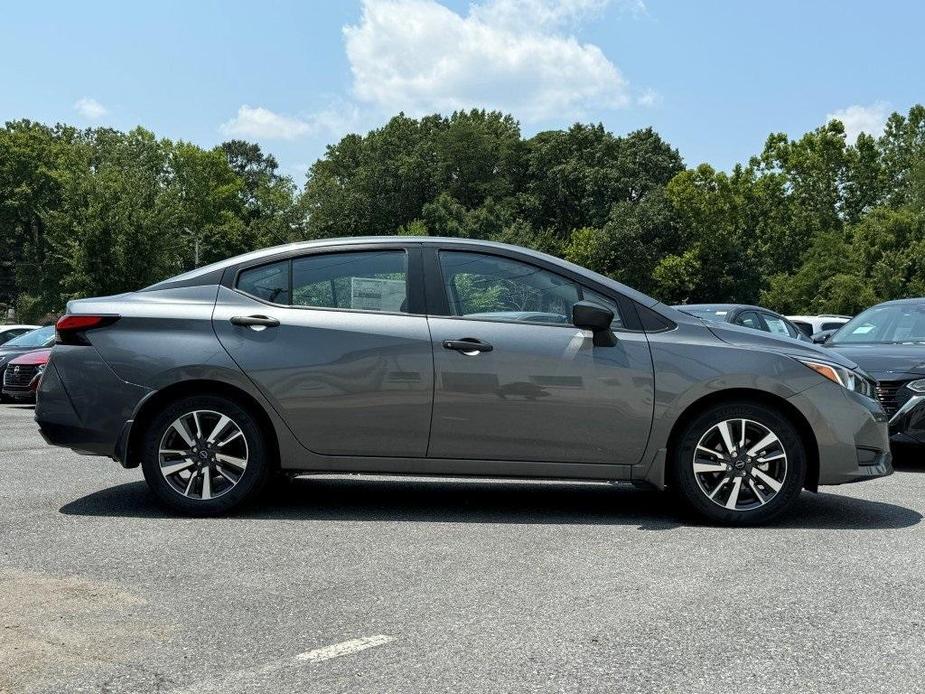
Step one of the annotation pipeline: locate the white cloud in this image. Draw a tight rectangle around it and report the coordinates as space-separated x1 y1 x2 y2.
636 87 661 107
473 0 638 29
219 103 363 141
343 0 633 121
74 97 107 120
826 102 890 143
220 106 314 140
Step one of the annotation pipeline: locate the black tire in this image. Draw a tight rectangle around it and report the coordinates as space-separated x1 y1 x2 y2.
668 401 806 526
140 395 271 516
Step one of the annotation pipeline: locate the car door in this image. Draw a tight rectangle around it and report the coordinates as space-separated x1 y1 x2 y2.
423 247 654 464
213 244 434 457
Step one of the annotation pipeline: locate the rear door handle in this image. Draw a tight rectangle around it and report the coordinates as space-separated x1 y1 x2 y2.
443 338 493 354
230 315 280 328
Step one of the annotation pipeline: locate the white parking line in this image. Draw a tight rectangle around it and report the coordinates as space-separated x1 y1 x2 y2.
296 634 394 662
171 634 395 693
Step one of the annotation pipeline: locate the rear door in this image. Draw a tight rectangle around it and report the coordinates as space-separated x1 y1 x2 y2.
213 244 434 457
423 247 654 464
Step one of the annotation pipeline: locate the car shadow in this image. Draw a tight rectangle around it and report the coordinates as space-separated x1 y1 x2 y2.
59 476 922 531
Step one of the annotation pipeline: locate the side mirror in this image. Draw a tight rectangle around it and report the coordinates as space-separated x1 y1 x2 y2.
572 301 617 347
811 329 834 345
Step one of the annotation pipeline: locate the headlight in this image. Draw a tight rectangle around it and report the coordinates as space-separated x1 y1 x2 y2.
908 379 925 394
795 357 874 398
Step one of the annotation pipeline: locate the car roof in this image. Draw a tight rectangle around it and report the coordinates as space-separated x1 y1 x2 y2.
143 236 661 308
0 325 40 331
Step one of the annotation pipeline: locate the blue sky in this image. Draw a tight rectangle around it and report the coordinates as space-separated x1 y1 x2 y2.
3 0 923 179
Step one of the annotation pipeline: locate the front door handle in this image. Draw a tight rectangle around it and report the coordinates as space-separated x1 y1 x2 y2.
230 315 280 328
443 338 493 354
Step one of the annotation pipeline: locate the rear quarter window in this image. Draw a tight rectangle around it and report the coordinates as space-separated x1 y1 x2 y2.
236 261 290 304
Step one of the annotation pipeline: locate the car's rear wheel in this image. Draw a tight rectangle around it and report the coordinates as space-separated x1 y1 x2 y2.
669 402 806 525
140 395 270 515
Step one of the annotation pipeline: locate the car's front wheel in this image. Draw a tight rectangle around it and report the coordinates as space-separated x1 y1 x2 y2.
669 402 806 525
140 395 271 515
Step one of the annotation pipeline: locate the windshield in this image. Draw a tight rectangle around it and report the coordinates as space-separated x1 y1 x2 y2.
832 303 925 345
4 325 55 348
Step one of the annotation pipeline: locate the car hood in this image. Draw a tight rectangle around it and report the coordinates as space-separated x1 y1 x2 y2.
8 348 52 365
825 343 925 379
706 321 859 369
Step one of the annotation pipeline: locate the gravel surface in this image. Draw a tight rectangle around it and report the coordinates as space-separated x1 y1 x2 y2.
1 403 923 694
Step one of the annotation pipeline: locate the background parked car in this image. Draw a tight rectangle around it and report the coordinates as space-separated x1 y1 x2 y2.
786 314 851 339
674 304 810 342
2 348 50 403
820 298 925 447
0 324 40 344
0 325 55 401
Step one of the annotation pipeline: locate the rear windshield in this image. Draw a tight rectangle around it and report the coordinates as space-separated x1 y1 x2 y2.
680 308 728 322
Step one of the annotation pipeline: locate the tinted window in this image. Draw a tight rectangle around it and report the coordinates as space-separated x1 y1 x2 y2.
791 321 813 337
734 311 764 331
292 250 407 313
439 251 581 326
5 325 55 348
237 261 290 304
821 321 845 331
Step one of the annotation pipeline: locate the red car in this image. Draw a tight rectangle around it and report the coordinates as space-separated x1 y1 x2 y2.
2 349 51 403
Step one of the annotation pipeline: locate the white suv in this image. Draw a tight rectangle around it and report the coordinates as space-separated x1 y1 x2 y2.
786 315 851 338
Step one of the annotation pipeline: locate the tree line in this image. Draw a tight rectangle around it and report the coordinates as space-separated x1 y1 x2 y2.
2 106 924 323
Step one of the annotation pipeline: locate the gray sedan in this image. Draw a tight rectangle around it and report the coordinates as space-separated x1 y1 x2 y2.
36 237 891 524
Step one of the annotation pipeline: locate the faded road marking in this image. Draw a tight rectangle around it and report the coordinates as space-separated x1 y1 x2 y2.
296 634 394 663
172 635 396 693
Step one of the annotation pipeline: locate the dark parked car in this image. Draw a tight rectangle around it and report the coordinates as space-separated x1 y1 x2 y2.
820 298 925 447
0 326 55 400
37 238 891 524
2 348 50 402
675 304 810 342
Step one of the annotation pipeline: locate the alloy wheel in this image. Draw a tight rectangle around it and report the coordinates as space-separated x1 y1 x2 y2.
691 418 788 512
157 409 249 500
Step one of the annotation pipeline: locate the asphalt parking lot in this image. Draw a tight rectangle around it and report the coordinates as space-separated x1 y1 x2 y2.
2 403 924 694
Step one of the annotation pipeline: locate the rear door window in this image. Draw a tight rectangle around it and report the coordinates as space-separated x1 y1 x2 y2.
291 250 408 313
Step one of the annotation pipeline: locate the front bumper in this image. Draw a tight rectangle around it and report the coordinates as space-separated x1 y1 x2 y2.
2 384 37 402
788 381 893 486
888 394 925 446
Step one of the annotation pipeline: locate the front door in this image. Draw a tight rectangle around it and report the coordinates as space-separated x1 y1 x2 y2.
213 247 434 457
425 249 654 464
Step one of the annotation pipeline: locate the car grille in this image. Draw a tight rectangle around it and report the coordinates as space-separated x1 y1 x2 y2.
875 380 911 416
3 364 38 388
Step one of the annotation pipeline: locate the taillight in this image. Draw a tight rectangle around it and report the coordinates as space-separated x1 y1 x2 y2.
55 314 120 345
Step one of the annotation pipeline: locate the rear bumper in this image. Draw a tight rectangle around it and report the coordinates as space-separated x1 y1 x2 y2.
35 347 150 459
788 382 893 486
